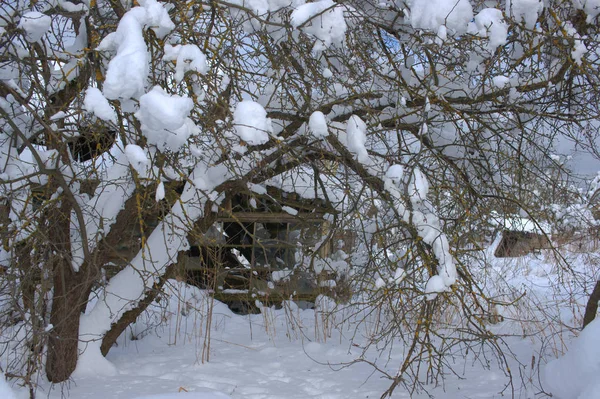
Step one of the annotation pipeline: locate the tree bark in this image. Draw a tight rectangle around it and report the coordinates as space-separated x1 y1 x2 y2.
46 264 93 382
583 280 600 329
45 200 96 383
100 263 177 356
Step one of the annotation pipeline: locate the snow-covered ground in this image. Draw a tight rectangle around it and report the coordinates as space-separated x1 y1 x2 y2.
3 245 599 399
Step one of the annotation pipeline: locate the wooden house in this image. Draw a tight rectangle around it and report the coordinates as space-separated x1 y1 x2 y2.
177 186 347 312
493 216 552 258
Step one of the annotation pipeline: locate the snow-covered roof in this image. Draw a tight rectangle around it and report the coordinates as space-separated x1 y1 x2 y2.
491 212 551 234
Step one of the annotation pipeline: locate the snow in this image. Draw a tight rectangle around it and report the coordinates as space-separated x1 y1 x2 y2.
18 11 51 42
232 101 272 145
137 86 193 132
544 318 600 399
140 0 176 39
385 164 404 185
76 162 234 376
163 44 208 82
5 1 600 398
409 168 429 203
70 152 136 272
0 373 16 399
507 0 543 29
565 22 588 65
133 391 231 399
135 86 195 151
496 213 551 234
99 0 175 101
393 267 406 284
0 246 593 399
291 0 347 51
156 181 165 201
98 9 149 100
125 144 150 173
272 269 292 282
57 0 88 13
470 8 508 51
281 205 298 215
424 275 446 300
408 0 473 34
84 87 117 123
492 75 510 88
345 115 368 163
308 111 328 138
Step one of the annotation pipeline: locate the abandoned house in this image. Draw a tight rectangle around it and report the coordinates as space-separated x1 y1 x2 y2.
106 184 350 313
493 216 552 258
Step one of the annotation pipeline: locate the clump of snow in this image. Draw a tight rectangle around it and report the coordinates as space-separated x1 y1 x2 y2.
50 111 66 121
232 101 273 145
291 0 347 51
409 168 429 203
57 0 87 13
507 0 543 29
98 0 175 100
135 86 195 151
18 11 51 42
425 275 446 300
308 111 329 138
125 144 150 174
139 0 176 39
272 269 292 282
470 8 508 51
282 206 298 215
84 87 117 123
396 166 457 292
98 13 146 100
385 164 404 185
408 0 473 34
163 44 208 82
0 373 16 399
248 182 268 195
346 115 368 163
155 181 165 201
564 22 587 65
544 318 600 399
492 75 510 88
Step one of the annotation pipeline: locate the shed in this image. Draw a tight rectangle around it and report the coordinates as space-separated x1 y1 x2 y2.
493 215 552 258
180 186 345 312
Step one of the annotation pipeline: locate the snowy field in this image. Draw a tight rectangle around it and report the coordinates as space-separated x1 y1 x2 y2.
2 245 598 399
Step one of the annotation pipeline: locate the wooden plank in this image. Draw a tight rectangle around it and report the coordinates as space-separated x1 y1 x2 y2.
212 291 319 303
217 212 325 223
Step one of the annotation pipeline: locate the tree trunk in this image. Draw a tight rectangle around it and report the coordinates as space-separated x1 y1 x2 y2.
583 280 600 329
44 199 95 383
45 264 92 382
101 263 177 356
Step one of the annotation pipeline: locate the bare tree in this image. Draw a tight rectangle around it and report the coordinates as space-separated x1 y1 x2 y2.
0 0 599 396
